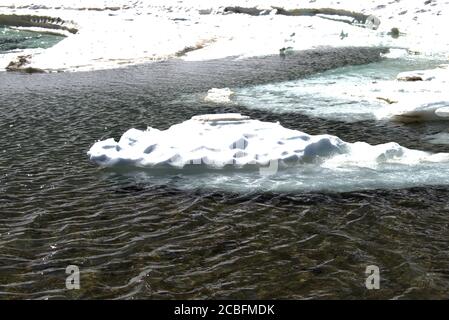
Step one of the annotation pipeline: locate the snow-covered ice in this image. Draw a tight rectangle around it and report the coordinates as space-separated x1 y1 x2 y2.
1 0 449 71
375 65 449 122
233 60 449 123
376 99 449 122
86 114 449 192
88 113 344 168
204 88 234 103
425 132 449 145
87 114 449 192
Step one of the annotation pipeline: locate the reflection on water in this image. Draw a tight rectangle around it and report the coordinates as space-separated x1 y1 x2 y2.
1 48 449 299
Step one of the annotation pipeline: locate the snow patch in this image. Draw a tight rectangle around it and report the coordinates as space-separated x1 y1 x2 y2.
88 114 449 170
2 0 449 71
204 88 234 103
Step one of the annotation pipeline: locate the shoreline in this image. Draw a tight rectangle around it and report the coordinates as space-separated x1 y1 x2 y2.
1 0 448 73
1 0 448 122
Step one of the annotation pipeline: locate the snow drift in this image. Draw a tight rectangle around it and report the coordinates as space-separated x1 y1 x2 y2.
88 113 448 169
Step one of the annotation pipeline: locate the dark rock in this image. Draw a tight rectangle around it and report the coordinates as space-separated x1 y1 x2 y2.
5 55 45 73
377 97 398 104
279 47 294 57
365 15 381 30
223 6 264 15
388 27 400 38
0 14 78 34
20 67 46 74
6 55 31 71
397 76 423 81
225 6 370 27
340 30 348 39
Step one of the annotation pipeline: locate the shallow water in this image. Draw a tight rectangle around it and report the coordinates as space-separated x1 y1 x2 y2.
233 56 448 122
0 27 64 53
1 48 449 299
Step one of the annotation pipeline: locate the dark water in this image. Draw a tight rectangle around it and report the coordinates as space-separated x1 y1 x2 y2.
1 47 449 299
0 27 64 53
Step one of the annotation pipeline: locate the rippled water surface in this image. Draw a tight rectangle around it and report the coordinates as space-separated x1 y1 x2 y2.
1 48 449 299
0 27 64 53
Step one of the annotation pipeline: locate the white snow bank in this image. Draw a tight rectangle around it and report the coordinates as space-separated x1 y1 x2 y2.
2 0 449 71
88 114 448 171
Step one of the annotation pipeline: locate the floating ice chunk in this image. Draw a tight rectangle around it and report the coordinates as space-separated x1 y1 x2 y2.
381 49 409 59
371 65 449 122
88 114 448 172
204 88 234 103
424 132 449 145
191 113 249 122
435 107 449 118
233 60 449 123
376 99 449 122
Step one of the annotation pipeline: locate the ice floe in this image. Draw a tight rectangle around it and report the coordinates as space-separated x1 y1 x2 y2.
233 60 449 123
88 113 448 167
376 99 449 122
204 88 234 103
424 132 449 145
380 48 410 59
88 113 344 169
376 65 449 122
88 114 449 192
